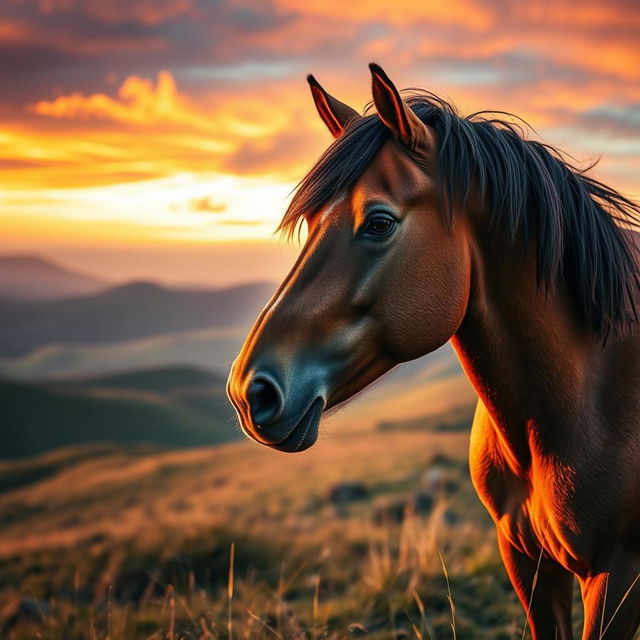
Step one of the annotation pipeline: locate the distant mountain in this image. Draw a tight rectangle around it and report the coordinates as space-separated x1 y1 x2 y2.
0 280 275 358
61 365 225 394
0 365 240 459
0 255 106 301
0 350 475 459
0 326 244 380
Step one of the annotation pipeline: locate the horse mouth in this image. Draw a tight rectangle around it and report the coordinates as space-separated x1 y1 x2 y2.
269 397 325 453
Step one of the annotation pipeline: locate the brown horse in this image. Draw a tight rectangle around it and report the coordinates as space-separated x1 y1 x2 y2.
227 64 640 639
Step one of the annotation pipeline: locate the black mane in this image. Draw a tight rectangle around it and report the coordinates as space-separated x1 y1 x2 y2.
279 90 640 338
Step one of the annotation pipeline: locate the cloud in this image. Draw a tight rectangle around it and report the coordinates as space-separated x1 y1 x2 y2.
36 0 194 25
218 219 263 225
32 71 211 129
189 196 227 213
2 0 640 248
2 71 322 191
274 0 496 29
223 130 325 176
582 103 640 135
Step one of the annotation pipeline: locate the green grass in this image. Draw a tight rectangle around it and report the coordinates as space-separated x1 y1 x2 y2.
0 368 239 458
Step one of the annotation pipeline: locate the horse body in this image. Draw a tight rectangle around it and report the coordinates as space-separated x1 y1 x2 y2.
456 221 640 637
227 64 640 638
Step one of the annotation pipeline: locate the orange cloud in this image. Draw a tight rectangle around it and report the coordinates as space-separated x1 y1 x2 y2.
274 0 496 30
33 71 211 129
2 0 639 261
189 196 227 213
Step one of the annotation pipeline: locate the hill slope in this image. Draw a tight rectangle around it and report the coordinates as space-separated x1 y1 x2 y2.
0 366 239 458
0 255 106 301
59 365 225 394
0 429 526 639
0 325 244 379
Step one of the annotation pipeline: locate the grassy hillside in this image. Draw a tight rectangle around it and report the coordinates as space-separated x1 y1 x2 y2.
12 418 635 639
0 428 531 640
0 366 239 458
59 365 225 394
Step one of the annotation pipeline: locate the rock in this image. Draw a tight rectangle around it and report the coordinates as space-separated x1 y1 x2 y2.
372 499 406 524
413 492 434 516
327 482 369 504
15 598 51 620
1 597 51 634
372 492 435 524
423 467 446 491
422 468 459 494
443 508 459 526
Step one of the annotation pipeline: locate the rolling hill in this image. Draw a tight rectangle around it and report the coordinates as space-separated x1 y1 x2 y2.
0 365 240 459
0 258 476 460
58 364 224 394
0 280 275 358
0 255 107 301
0 427 525 639
0 325 244 379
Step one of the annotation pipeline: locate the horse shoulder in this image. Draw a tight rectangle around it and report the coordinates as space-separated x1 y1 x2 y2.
468 400 530 537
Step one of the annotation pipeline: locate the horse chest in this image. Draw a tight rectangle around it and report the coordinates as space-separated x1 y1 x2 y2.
468 402 629 575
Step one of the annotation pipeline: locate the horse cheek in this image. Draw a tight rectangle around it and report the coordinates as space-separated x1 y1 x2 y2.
381 242 468 361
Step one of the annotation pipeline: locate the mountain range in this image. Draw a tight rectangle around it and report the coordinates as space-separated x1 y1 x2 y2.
0 254 474 459
0 255 107 301
0 279 275 358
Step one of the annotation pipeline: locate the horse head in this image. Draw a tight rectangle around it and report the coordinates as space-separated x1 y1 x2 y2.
227 64 472 452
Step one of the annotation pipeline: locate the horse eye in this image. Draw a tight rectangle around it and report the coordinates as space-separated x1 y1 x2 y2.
362 213 397 239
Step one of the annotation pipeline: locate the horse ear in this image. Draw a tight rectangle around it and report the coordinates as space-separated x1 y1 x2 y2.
307 74 360 138
369 62 433 154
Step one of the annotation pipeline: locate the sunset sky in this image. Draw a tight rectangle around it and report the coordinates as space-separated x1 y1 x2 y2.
2 0 640 285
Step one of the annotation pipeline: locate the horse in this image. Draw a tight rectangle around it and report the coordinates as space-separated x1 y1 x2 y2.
227 63 640 639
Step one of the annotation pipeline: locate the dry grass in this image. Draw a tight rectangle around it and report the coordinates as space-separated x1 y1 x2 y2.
0 430 638 639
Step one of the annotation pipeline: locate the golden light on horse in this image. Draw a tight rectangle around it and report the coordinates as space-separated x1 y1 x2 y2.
228 64 640 639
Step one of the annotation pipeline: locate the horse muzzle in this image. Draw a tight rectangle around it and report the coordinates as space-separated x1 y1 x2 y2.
227 362 326 453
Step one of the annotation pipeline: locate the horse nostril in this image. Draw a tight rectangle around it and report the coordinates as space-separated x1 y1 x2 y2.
247 372 285 427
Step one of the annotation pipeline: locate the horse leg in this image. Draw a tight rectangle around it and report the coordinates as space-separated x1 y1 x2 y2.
497 532 574 639
580 555 640 640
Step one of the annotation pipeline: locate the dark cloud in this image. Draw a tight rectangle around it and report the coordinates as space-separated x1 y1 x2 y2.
0 0 362 106
582 104 640 136
223 130 325 176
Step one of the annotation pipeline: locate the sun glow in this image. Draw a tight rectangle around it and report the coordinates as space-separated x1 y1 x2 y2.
1 0 638 283
1 71 312 251
2 173 296 245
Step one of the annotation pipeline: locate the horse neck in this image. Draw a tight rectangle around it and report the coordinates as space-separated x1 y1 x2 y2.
451 222 601 465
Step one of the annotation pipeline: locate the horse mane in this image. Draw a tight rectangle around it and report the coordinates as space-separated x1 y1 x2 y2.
279 90 640 339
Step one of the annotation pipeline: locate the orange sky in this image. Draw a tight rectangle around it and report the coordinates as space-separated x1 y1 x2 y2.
1 0 639 285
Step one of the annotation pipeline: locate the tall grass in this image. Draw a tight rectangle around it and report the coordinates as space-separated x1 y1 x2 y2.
2 434 639 639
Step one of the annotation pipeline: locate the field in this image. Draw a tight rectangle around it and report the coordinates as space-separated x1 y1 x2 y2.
1 260 630 639
0 421 583 640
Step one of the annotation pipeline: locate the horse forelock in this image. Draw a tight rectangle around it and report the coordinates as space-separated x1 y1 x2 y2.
280 89 640 339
